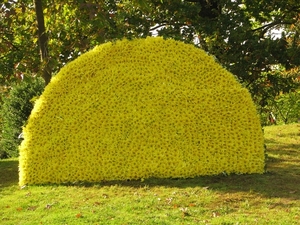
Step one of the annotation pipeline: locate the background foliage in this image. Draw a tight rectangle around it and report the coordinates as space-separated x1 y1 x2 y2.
0 0 299 157
1 0 300 85
0 77 45 158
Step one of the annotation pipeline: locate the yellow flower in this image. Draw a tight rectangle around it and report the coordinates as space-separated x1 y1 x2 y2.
19 37 265 186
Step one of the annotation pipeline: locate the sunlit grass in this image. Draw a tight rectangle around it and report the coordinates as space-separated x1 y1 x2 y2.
1 123 299 224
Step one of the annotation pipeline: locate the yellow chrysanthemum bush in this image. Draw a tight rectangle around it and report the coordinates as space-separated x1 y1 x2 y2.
19 37 265 185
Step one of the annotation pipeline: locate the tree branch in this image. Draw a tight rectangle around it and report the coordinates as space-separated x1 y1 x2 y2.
150 21 190 32
1 36 19 51
34 0 51 85
251 8 298 35
149 23 168 31
251 20 288 33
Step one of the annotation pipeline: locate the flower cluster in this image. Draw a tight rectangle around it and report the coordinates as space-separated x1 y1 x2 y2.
19 37 265 185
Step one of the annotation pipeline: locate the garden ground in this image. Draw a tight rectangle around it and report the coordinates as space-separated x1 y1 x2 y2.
0 123 299 224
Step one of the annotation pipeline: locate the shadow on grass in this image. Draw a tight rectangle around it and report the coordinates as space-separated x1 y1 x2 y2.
91 134 300 201
265 136 300 149
39 162 300 201
95 171 300 201
264 135 300 168
1 153 299 201
267 131 300 138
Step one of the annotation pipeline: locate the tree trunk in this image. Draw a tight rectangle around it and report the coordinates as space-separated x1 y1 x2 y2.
34 0 51 85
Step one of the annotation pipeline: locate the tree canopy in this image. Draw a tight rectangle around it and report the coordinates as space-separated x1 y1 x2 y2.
1 0 299 100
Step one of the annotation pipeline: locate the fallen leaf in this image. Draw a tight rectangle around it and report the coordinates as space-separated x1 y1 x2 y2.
6 205 10 208
180 207 190 217
212 212 220 217
76 213 82 218
27 206 37 211
189 203 196 207
102 194 108 198
165 198 173 204
16 207 22 211
45 204 52 209
179 207 188 212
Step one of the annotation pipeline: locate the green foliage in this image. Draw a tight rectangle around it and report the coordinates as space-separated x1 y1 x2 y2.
1 0 300 126
0 0 40 84
0 77 45 158
265 90 300 125
253 68 300 125
2 1 299 82
275 90 300 123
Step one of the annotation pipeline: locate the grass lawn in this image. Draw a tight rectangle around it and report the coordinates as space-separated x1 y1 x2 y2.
0 123 299 225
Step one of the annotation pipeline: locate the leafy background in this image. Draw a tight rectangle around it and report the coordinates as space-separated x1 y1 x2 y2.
0 0 299 158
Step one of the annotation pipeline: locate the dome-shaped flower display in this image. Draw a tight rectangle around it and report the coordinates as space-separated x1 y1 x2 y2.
19 37 265 185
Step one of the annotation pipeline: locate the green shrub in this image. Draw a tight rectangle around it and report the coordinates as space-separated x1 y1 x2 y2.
0 77 45 158
258 90 300 125
272 90 300 124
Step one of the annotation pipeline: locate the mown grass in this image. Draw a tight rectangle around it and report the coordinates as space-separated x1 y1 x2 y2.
0 123 299 224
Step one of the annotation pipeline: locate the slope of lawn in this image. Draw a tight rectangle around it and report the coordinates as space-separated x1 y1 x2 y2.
0 123 299 225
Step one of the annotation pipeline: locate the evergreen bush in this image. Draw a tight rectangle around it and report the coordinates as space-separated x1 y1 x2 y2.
0 77 45 158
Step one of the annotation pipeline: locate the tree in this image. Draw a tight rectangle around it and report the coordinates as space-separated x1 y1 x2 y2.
34 0 51 85
1 0 299 99
0 0 112 85
0 0 40 84
0 0 299 158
